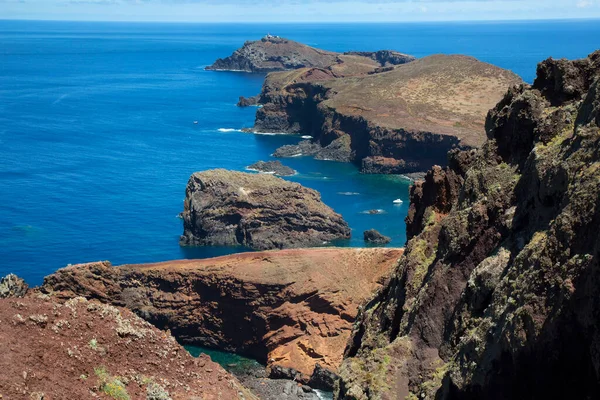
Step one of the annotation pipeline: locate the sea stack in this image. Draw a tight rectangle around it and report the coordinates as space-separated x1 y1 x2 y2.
179 169 350 250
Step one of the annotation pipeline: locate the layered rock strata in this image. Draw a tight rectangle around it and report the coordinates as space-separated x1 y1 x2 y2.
255 55 521 174
179 169 350 250
337 51 600 399
42 247 403 388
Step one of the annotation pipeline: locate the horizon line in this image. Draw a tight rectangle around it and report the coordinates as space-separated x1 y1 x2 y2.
2 16 600 24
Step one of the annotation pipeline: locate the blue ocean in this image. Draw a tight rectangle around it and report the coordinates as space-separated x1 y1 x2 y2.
0 19 598 285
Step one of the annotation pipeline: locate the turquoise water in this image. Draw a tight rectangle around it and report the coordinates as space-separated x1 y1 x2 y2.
1 20 599 285
185 345 334 399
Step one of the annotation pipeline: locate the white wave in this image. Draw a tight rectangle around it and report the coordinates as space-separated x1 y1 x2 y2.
338 192 360 196
301 135 313 139
218 128 242 133
314 389 333 400
52 93 69 105
393 199 404 204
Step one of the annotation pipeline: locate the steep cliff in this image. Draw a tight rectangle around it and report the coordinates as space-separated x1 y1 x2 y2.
254 55 522 174
337 51 600 399
206 36 414 73
179 169 350 250
42 248 403 388
0 288 256 400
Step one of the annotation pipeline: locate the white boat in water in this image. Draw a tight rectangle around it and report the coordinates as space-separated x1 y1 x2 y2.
393 199 403 204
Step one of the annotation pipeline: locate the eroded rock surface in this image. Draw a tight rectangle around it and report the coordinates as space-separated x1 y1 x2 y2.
0 292 256 400
179 169 350 250
337 51 600 399
0 273 28 298
41 248 403 387
256 55 521 174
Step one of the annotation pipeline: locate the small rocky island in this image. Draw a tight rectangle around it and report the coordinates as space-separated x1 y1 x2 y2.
206 35 415 73
179 169 350 250
247 160 296 176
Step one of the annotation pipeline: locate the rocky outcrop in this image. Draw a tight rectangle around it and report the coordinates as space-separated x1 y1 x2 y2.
337 51 600 399
0 273 28 298
238 95 260 107
207 36 414 73
255 55 522 174
0 292 256 400
363 229 391 245
41 248 403 389
247 160 296 176
179 169 350 250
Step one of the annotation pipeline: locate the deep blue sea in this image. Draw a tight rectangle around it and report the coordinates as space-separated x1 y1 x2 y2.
1 19 599 285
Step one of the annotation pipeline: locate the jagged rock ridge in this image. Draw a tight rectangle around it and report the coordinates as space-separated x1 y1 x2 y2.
206 36 414 73
337 51 600 399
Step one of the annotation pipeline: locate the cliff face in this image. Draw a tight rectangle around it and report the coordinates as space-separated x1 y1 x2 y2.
254 55 522 174
179 169 350 250
206 37 414 73
0 289 256 400
337 51 600 399
41 248 403 387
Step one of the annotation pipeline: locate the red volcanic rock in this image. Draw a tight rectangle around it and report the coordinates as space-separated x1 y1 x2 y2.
42 247 403 383
0 292 256 400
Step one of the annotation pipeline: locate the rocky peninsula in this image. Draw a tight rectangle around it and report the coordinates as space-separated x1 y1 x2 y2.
253 54 522 174
179 169 350 250
42 247 403 390
206 36 414 73
337 51 600 399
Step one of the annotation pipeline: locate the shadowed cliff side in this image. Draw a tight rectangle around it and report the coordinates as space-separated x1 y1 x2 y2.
337 50 600 399
41 247 403 390
253 55 522 174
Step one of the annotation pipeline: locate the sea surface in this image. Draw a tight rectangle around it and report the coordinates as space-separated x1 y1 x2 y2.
1 19 599 286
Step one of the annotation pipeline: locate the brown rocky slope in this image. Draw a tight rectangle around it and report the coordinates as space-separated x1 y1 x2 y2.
42 247 403 388
179 169 351 250
253 55 522 174
0 291 256 400
336 51 600 399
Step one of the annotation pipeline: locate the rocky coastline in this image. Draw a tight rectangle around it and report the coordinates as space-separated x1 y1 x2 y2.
251 54 522 174
41 247 403 390
337 50 600 399
206 36 414 73
246 160 297 176
179 169 350 250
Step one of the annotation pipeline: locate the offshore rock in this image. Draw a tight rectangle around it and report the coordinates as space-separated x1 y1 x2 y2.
363 229 391 245
337 50 600 400
42 248 403 385
238 95 260 107
179 169 350 250
247 160 296 176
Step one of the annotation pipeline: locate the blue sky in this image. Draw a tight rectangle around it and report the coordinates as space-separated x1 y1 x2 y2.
1 0 599 22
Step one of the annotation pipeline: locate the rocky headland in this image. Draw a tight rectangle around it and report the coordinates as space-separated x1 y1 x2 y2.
206 36 414 73
0 288 256 400
41 247 403 390
337 51 600 399
253 54 522 174
179 169 350 250
247 160 297 176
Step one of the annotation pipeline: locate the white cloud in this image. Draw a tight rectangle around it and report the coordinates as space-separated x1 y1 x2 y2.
577 0 593 7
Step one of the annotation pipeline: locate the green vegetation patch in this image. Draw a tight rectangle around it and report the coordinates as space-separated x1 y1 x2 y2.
94 366 131 400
